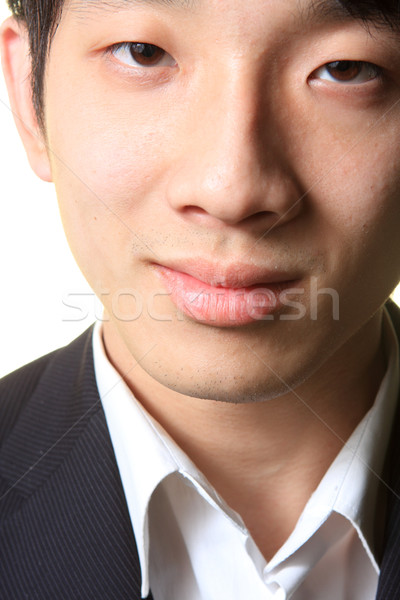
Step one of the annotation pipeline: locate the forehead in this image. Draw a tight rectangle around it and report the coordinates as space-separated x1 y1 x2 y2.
65 0 372 20
67 0 195 10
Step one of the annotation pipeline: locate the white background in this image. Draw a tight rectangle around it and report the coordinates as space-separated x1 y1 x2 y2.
0 4 399 377
0 4 96 377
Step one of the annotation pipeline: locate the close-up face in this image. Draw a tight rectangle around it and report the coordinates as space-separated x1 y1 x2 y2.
10 0 400 401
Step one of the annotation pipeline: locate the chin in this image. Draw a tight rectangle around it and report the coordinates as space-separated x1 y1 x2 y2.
141 359 309 404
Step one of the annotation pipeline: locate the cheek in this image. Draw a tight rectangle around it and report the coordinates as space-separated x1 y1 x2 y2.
283 103 400 309
315 147 400 308
295 108 400 234
45 89 176 289
45 57 182 210
48 112 164 207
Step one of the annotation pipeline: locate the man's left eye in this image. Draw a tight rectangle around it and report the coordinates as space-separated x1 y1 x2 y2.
109 42 176 68
312 61 381 84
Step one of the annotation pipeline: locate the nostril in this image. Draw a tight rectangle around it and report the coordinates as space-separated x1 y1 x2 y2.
182 206 209 216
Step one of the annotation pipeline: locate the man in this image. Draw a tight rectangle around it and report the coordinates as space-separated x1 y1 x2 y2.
1 0 400 598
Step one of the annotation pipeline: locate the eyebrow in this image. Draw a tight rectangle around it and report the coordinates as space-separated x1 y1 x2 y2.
68 0 399 29
308 0 400 28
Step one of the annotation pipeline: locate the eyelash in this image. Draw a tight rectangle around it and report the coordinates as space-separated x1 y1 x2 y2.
107 42 175 68
311 61 383 85
106 43 383 91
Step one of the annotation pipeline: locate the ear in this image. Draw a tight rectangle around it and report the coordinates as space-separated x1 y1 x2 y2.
0 17 52 182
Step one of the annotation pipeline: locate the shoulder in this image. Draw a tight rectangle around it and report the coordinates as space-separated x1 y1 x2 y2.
0 327 95 446
0 349 58 445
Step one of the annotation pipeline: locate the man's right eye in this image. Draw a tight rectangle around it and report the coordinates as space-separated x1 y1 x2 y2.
109 42 176 68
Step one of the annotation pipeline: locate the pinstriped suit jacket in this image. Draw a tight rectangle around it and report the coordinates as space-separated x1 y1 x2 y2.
1 306 400 599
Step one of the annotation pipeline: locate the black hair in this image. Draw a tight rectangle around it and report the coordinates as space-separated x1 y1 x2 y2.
340 0 400 23
7 0 64 130
6 0 400 130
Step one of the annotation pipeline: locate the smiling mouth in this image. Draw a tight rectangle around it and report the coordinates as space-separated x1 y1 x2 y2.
154 263 300 327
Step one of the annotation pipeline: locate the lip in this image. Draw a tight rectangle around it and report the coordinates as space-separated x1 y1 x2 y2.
153 260 300 327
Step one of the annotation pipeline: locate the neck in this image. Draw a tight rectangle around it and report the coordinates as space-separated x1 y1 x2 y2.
102 309 387 558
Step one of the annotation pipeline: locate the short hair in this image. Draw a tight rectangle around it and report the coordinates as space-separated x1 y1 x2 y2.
6 0 400 131
7 0 63 131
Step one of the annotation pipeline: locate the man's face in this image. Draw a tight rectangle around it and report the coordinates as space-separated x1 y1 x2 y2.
43 0 400 401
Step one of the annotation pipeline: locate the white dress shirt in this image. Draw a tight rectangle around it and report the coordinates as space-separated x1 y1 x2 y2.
92 308 399 600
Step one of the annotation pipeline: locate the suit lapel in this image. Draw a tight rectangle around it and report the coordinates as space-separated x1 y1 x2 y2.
376 302 400 599
6 305 400 598
0 328 149 599
375 408 400 599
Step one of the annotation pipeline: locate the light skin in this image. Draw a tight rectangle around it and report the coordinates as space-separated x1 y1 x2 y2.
2 0 400 559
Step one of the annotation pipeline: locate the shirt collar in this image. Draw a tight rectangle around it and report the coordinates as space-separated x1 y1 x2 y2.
333 306 399 561
92 306 399 598
92 322 175 596
92 321 244 597
266 306 399 594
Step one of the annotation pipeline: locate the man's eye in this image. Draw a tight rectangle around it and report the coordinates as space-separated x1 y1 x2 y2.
313 61 381 84
110 42 175 68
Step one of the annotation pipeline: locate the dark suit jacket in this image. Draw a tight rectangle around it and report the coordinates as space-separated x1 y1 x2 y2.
1 305 400 599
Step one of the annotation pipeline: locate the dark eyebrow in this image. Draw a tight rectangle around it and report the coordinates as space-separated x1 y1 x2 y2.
308 0 400 28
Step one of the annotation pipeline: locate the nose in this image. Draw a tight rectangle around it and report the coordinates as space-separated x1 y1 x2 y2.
166 68 303 230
